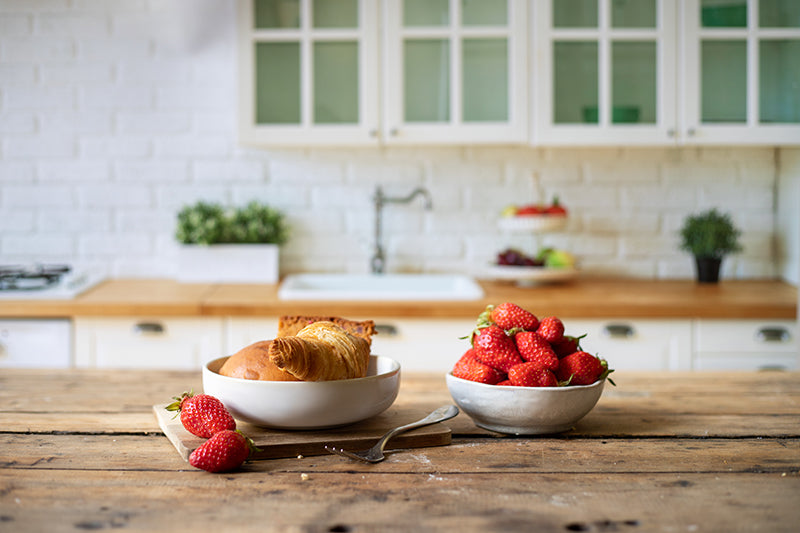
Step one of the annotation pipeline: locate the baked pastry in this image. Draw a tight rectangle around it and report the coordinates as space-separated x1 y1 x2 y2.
218 340 300 382
278 315 376 346
269 321 370 381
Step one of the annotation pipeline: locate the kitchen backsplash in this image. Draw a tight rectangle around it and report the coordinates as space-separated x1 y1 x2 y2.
1 1 798 284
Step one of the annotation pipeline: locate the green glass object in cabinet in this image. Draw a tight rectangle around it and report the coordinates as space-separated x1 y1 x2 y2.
701 40 747 123
404 0 449 26
760 40 800 123
701 0 747 27
404 39 450 122
759 0 800 28
611 0 656 28
254 0 300 28
553 42 598 124
462 0 507 26
255 42 301 124
463 39 508 122
553 0 598 28
313 0 358 28
313 42 359 124
612 41 655 123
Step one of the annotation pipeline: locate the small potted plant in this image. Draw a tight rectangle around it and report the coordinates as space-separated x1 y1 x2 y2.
679 208 742 283
175 200 289 283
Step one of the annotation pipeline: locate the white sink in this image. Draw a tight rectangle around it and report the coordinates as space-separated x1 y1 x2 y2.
278 273 484 301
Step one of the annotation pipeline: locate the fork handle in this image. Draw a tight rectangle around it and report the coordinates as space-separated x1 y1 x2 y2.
375 405 459 452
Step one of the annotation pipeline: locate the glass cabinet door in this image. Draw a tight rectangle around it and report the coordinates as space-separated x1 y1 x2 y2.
533 0 676 145
239 0 379 145
683 0 800 144
382 0 527 144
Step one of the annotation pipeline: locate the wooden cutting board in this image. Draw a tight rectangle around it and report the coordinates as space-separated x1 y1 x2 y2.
153 404 453 461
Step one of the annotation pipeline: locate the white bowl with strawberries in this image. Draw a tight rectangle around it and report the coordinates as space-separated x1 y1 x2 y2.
446 303 613 435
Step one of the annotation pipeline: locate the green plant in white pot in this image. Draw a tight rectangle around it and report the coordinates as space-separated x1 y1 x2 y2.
175 201 289 283
679 208 742 283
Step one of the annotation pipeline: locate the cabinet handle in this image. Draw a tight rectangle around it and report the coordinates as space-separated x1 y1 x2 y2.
687 128 696 137
389 128 398 137
755 327 791 343
133 322 166 335
374 323 399 337
603 324 635 339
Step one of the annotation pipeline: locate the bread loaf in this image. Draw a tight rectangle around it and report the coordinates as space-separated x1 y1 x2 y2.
218 340 300 381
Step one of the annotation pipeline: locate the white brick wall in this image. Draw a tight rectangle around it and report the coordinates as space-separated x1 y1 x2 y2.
0 1 796 283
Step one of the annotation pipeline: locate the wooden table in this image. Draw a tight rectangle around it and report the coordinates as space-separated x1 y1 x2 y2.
1 369 799 532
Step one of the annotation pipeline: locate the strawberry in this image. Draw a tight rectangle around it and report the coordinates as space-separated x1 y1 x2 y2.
536 316 565 343
490 302 539 331
508 362 558 387
474 325 523 373
166 391 236 438
551 333 586 358
514 331 559 371
555 351 608 385
189 429 257 473
496 379 513 386
544 196 567 216
452 349 504 384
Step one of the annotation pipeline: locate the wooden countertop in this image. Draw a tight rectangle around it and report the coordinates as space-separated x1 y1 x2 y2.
1 369 798 531
0 278 796 319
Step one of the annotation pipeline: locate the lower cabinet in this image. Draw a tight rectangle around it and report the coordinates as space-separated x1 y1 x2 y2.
223 318 280 355
74 317 224 369
565 319 693 371
693 319 798 371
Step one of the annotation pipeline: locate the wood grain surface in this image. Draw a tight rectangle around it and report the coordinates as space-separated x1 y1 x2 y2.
1 368 799 532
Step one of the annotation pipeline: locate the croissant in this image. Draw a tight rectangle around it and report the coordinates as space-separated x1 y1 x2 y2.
277 315 376 346
268 321 370 381
219 340 300 381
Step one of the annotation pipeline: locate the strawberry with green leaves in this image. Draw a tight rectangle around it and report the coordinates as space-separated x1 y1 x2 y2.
508 362 558 387
514 331 559 371
551 333 586 358
489 302 539 331
555 351 612 385
473 325 523 373
166 391 236 438
189 429 258 473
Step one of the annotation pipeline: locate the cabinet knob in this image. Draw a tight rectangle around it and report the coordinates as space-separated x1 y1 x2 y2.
133 322 166 335
755 327 791 343
603 324 635 339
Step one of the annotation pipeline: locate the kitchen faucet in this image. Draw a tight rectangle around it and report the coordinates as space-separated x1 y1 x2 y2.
371 185 433 274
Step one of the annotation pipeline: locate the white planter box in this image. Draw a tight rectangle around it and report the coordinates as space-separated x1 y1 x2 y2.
177 244 279 284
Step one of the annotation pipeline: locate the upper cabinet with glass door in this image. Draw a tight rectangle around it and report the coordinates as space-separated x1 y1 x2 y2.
532 0 677 145
682 0 800 144
237 0 379 145
382 0 528 144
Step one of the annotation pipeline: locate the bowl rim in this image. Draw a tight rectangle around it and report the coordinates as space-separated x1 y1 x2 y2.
446 371 605 391
205 354 400 386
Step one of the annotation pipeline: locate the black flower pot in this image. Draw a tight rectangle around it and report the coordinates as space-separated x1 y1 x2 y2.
695 256 722 283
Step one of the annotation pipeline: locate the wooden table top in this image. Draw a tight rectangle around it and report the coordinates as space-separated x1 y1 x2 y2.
1 369 799 532
1 278 796 319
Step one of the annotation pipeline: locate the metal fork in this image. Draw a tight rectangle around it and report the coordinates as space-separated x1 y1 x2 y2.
324 405 459 463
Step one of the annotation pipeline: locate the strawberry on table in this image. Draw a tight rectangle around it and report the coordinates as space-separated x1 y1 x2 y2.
474 325 524 373
555 351 610 385
452 350 505 384
489 302 539 331
537 316 565 343
166 391 236 438
189 429 258 473
514 331 559 371
508 362 558 387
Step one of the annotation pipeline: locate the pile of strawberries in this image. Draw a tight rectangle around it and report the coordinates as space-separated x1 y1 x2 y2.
166 391 258 472
453 303 612 387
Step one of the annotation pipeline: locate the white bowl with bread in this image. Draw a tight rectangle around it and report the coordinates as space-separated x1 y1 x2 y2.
203 315 401 429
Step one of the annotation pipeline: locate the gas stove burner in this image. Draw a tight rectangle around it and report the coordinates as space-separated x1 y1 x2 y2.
0 264 72 291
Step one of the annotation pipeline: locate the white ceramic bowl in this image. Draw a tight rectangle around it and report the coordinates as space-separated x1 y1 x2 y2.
203 355 401 429
446 373 605 435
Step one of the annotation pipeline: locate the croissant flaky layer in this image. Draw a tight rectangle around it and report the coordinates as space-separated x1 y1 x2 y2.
268 321 370 381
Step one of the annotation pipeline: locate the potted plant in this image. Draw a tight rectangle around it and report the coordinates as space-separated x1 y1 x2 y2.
175 200 289 283
679 208 742 283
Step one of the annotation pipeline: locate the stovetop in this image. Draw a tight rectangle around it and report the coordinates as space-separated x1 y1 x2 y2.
0 264 105 300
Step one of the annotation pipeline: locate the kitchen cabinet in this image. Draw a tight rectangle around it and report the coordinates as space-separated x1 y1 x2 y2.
237 0 527 146
0 319 72 368
74 317 224 369
565 318 694 371
224 317 280 354
693 318 798 370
